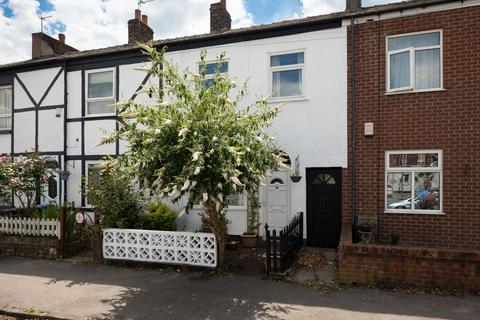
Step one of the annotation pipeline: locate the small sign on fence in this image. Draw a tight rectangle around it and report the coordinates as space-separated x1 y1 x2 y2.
75 212 85 224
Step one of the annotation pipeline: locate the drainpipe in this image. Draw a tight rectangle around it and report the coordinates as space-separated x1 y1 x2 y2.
350 17 357 237
63 60 67 206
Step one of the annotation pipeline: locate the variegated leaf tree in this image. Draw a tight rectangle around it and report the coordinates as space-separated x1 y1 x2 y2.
102 45 286 266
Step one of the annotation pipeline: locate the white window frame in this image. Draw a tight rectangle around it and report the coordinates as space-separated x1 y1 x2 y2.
193 192 247 211
0 85 12 130
386 30 443 93
197 59 229 89
385 150 443 214
85 161 102 207
85 68 116 116
269 49 305 101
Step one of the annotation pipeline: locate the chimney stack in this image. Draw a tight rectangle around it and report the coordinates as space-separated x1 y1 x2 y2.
32 32 77 59
210 0 231 33
128 9 154 44
346 0 362 10
128 9 153 44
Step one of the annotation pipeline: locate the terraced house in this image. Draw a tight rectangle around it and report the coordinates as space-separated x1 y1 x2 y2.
0 0 478 268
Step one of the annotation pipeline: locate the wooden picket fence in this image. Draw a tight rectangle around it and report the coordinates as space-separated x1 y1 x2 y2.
0 216 61 239
265 212 304 275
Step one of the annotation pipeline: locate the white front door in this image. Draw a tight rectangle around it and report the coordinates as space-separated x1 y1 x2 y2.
266 171 290 232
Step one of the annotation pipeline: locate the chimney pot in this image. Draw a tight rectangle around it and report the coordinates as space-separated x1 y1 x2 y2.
135 9 141 20
128 11 154 44
346 0 362 10
58 33 65 43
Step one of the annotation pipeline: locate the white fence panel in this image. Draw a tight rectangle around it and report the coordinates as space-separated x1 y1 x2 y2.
0 216 61 238
103 229 217 268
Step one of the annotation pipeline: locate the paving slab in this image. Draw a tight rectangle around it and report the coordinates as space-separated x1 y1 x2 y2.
0 257 479 320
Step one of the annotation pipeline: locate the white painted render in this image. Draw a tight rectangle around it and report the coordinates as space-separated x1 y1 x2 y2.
13 111 35 153
0 135 10 154
38 108 64 151
66 71 82 119
8 26 347 238
168 26 348 236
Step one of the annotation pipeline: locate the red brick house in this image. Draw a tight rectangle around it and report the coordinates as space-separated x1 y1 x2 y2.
339 0 479 291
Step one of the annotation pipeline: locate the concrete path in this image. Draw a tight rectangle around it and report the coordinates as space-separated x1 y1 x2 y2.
0 257 478 320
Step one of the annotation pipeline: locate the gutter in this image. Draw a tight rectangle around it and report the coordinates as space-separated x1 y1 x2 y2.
350 17 357 237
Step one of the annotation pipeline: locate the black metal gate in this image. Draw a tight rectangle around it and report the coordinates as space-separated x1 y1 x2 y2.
265 212 303 274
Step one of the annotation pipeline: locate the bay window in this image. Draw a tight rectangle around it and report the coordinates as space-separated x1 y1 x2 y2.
385 150 442 213
387 30 442 92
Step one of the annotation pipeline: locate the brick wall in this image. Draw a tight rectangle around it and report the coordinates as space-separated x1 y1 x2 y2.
210 0 231 33
344 6 480 249
338 242 480 293
128 18 153 44
0 234 60 259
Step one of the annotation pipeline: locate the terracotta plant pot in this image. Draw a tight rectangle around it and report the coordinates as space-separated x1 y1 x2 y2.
241 233 257 248
90 236 103 262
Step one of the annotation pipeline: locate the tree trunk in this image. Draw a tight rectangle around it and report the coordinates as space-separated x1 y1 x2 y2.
205 200 226 268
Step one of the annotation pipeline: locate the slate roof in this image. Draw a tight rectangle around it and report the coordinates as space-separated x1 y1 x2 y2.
0 0 460 71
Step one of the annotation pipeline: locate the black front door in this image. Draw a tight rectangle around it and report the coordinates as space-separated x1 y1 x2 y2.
306 168 342 248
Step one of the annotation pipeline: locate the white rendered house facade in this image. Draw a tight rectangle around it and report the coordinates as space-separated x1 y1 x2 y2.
0 4 347 245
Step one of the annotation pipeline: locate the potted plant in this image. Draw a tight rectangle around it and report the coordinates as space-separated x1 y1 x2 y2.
58 170 71 181
241 191 260 248
356 217 376 244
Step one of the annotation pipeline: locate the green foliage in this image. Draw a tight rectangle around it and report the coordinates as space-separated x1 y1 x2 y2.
0 152 53 209
39 204 60 220
141 202 177 231
100 45 285 266
84 169 143 229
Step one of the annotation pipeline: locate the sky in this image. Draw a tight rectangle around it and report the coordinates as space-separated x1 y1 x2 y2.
0 0 403 64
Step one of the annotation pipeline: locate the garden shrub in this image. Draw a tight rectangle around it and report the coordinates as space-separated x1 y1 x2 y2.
141 202 177 231
32 204 60 220
85 170 143 229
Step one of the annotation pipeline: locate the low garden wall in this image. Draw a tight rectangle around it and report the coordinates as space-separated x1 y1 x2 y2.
338 223 480 293
0 234 61 259
103 228 217 268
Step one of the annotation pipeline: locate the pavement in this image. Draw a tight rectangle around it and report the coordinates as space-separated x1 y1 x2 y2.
0 257 479 320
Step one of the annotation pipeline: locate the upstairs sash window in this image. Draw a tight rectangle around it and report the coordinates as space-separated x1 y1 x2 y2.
387 31 442 92
86 69 115 115
0 86 12 130
270 52 304 99
199 61 229 88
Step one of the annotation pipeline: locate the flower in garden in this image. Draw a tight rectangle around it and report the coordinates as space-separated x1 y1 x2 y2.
192 152 201 162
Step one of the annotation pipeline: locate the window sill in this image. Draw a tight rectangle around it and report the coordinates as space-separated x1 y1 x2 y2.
385 88 445 95
192 205 247 211
268 96 308 103
384 210 445 215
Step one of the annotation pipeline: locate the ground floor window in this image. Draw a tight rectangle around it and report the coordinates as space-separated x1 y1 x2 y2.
86 162 102 206
385 150 442 213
